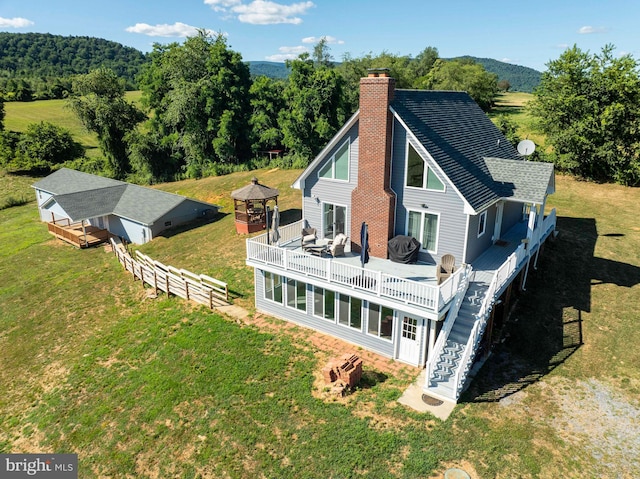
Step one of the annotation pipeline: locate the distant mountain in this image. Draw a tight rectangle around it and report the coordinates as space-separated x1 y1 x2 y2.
248 57 542 92
247 61 290 79
453 56 542 93
0 32 147 84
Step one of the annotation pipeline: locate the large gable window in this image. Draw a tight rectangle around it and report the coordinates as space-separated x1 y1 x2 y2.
408 210 439 253
406 143 445 191
319 140 349 181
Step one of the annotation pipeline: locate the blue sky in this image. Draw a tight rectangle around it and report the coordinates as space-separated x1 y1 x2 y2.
1 0 638 71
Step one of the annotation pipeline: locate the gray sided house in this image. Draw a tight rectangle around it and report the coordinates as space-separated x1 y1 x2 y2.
246 71 556 403
33 168 219 245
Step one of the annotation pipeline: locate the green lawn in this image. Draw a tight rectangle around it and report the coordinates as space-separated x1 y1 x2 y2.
3 91 143 159
1 168 639 477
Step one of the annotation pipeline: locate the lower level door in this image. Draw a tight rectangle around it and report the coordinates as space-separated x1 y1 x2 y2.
398 315 423 365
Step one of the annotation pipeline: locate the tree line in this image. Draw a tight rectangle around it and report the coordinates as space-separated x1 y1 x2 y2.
1 33 637 186
0 33 501 182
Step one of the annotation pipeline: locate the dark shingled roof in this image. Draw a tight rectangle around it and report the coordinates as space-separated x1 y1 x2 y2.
231 177 279 201
484 157 554 204
391 90 524 211
33 168 217 224
33 168 124 195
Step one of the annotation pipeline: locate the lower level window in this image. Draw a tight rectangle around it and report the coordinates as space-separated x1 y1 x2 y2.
368 303 394 340
286 278 307 311
313 286 335 320
338 294 362 330
264 271 283 304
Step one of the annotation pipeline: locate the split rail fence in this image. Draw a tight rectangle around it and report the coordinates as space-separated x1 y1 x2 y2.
110 238 229 308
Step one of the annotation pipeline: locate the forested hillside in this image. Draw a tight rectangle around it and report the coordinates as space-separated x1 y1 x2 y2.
0 32 147 85
250 57 542 92
456 56 542 92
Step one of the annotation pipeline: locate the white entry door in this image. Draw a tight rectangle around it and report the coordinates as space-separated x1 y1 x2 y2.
398 315 422 365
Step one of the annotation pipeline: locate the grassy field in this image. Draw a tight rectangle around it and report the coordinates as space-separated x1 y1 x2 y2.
3 91 143 158
1 167 638 478
489 92 547 148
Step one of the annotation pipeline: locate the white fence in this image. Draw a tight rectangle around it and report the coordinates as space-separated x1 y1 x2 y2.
111 239 229 308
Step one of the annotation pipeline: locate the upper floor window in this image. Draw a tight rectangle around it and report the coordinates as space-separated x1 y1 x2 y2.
408 210 439 253
477 211 487 238
406 143 445 191
319 139 349 181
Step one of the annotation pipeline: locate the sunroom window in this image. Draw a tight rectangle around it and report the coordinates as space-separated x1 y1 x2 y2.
406 143 444 191
338 294 362 330
367 303 394 340
286 278 307 312
319 140 349 181
264 272 283 304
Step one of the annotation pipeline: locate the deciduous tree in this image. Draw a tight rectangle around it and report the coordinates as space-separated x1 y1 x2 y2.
530 44 640 185
419 59 498 111
137 31 252 178
279 54 347 164
68 68 144 179
249 76 285 155
12 122 84 172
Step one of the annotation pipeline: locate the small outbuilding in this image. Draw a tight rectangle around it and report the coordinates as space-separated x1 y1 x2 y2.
231 177 279 234
33 168 219 246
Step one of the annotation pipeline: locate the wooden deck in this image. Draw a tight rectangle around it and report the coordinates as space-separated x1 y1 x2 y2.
48 220 110 248
246 220 468 315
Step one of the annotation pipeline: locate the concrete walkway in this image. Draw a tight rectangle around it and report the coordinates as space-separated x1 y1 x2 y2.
215 303 457 420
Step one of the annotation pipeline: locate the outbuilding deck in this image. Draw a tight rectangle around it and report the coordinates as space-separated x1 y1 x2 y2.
48 220 110 248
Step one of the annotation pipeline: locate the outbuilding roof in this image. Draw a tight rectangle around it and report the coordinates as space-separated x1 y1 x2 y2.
33 168 217 225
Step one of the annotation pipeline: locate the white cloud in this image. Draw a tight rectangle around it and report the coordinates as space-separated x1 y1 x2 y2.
0 17 34 28
265 45 308 61
578 25 608 34
206 0 315 25
301 35 344 45
125 22 215 38
556 43 570 49
501 57 513 63
204 0 242 12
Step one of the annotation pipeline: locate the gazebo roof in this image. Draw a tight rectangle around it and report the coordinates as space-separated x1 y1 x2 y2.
231 177 279 201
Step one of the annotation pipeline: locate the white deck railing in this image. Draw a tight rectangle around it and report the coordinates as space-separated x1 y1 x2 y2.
425 264 473 386
450 208 558 397
246 220 466 313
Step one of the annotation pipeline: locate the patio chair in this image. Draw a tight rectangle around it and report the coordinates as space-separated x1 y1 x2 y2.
301 227 317 248
436 254 456 285
329 233 348 257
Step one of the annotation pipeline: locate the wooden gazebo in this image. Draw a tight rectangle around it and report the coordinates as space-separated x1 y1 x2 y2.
231 177 279 234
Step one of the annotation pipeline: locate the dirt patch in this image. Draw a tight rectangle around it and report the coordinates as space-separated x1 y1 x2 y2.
501 376 640 477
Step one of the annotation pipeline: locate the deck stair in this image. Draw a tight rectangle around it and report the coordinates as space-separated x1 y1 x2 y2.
425 276 491 400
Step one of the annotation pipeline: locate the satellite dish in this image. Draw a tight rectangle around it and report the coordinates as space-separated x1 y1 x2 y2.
517 139 536 156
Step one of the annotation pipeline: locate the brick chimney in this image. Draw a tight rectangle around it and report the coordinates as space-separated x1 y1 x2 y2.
350 69 396 258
